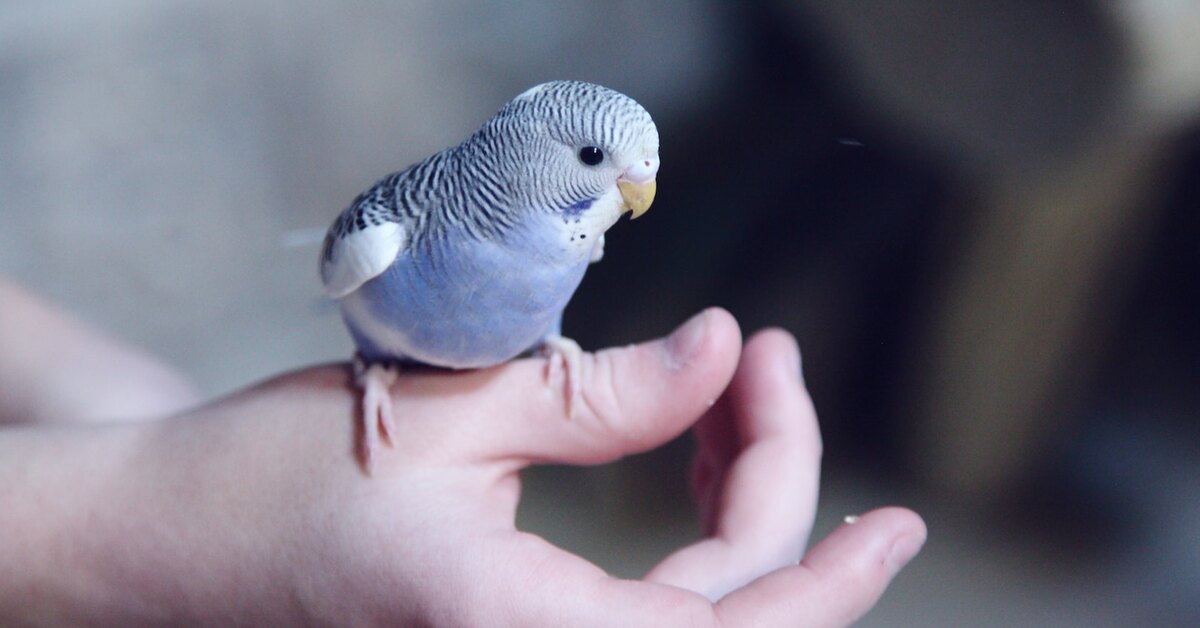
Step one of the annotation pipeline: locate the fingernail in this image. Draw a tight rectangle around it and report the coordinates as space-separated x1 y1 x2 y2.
665 310 709 369
885 533 925 576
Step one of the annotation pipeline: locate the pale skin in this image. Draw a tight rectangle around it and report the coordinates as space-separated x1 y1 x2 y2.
0 280 926 626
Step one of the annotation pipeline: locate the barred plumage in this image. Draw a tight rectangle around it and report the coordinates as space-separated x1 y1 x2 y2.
322 81 656 273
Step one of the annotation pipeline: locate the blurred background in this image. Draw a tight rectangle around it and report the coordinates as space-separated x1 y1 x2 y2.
2 1 1197 624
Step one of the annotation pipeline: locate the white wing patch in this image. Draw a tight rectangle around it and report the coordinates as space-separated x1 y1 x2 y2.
321 221 406 299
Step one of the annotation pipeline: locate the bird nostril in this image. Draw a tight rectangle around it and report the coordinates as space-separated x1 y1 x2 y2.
644 160 651 167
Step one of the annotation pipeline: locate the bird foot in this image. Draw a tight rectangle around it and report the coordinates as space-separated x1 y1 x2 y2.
354 357 399 474
539 335 582 418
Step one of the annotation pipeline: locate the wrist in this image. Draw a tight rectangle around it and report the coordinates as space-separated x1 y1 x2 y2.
0 421 156 623
0 415 293 624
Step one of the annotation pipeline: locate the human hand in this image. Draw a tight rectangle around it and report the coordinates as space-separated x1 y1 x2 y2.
4 308 923 626
0 278 198 425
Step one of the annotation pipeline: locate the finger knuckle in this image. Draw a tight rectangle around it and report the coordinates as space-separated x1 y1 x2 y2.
578 350 643 452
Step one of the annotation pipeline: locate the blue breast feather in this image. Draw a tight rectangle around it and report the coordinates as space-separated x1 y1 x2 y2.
343 214 590 367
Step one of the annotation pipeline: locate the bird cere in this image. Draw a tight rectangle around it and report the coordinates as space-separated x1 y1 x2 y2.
320 81 660 471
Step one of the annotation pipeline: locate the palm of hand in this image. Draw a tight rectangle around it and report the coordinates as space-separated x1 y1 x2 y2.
224 310 919 626
154 309 920 626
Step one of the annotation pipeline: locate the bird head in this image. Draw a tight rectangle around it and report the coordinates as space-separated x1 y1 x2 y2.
489 81 660 221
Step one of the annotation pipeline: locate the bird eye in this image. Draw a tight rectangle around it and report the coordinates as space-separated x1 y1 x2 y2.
578 146 604 166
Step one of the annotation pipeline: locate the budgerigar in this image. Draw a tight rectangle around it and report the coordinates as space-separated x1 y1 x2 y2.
320 81 660 471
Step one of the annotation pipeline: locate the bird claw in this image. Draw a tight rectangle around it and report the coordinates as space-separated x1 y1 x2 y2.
539 335 582 418
354 358 399 474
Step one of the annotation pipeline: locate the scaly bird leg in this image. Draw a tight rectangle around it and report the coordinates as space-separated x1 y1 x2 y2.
538 334 583 418
354 356 399 474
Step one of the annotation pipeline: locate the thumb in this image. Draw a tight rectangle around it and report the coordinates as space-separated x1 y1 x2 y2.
467 308 742 465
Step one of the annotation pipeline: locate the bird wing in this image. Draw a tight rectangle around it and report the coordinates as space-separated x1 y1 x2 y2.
320 185 410 299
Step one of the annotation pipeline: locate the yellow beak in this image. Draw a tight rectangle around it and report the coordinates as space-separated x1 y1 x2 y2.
618 179 656 219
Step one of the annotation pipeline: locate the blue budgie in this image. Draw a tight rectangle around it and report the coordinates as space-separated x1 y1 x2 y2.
320 81 659 470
